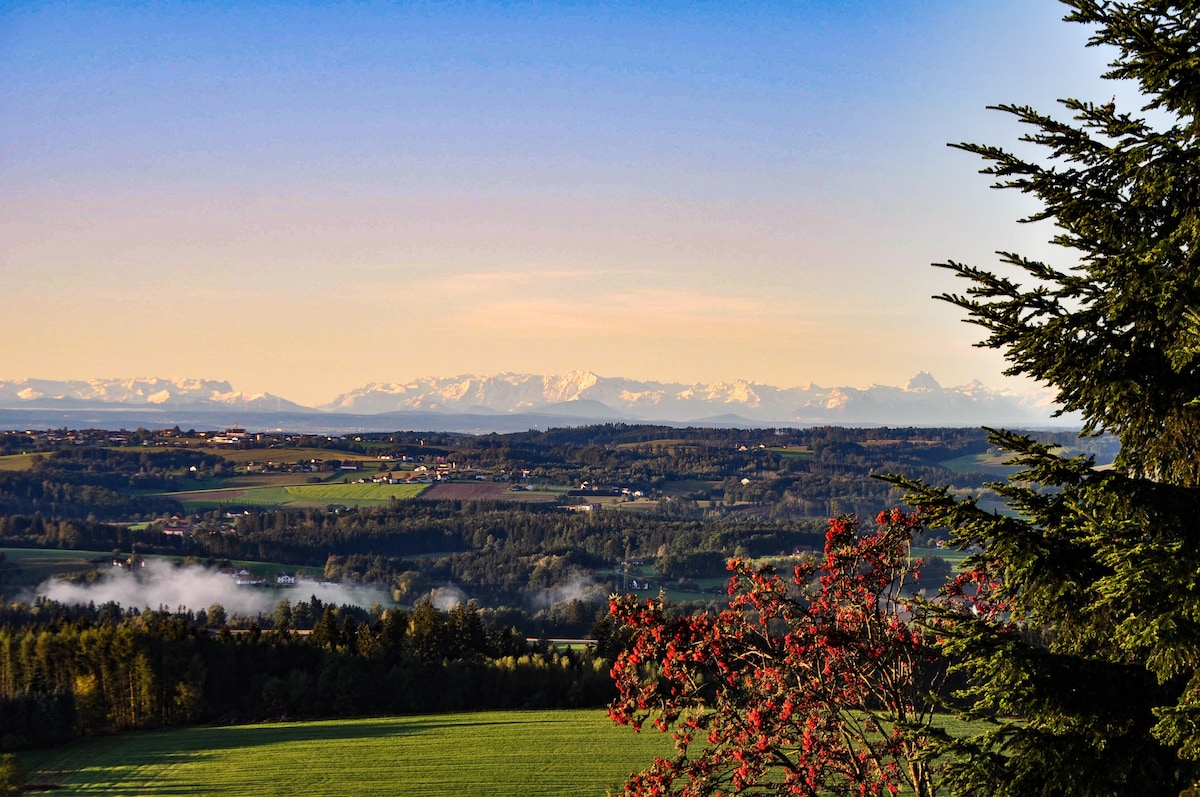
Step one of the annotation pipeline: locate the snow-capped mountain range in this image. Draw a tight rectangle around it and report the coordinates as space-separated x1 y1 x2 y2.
0 378 307 412
0 372 1073 430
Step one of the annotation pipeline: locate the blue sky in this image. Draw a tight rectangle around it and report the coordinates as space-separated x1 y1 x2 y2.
1 1 1118 405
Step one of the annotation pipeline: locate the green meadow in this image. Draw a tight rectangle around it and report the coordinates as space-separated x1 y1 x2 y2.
15 709 987 795
0 547 102 585
938 452 1013 474
285 482 432 501
168 481 433 511
911 545 968 567
768 446 815 460
0 453 43 471
17 710 674 796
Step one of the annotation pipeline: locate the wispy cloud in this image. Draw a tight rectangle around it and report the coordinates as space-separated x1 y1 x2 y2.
448 285 796 338
431 267 632 296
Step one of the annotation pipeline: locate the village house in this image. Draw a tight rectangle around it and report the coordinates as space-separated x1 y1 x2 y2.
232 569 266 586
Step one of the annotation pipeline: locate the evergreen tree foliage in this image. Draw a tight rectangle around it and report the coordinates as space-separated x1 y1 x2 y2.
892 2 1200 794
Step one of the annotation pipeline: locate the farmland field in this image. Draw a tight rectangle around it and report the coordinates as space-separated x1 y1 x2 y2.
422 482 560 502
423 481 511 500
167 479 566 510
0 547 101 585
17 710 674 796
769 446 814 460
0 453 42 471
167 481 432 510
285 482 431 501
221 472 336 488
938 452 1013 474
911 545 968 567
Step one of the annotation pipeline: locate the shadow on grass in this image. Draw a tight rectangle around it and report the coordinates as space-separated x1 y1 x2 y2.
26 713 580 794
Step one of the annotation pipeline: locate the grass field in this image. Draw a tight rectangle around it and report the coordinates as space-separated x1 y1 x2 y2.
221 472 335 488
168 481 433 511
768 446 814 460
0 452 42 471
285 482 431 501
911 546 968 567
0 547 101 584
938 452 1014 474
422 482 561 503
17 710 674 796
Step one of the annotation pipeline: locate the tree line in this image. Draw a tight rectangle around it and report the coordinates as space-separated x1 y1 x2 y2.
0 597 614 752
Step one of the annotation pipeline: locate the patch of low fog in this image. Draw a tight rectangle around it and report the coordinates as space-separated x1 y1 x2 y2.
38 560 386 616
305 581 388 611
429 585 468 610
528 572 606 612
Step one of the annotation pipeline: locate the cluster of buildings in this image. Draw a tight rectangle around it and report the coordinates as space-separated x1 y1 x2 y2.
218 566 311 588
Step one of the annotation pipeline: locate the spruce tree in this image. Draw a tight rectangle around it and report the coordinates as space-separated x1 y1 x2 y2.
894 2 1200 794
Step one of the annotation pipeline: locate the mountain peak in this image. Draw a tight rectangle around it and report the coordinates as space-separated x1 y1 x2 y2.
905 372 943 392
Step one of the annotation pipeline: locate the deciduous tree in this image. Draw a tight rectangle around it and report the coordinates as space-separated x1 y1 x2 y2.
609 510 942 796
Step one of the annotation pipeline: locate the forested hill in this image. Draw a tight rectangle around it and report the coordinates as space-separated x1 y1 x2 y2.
0 424 1114 621
0 422 1116 753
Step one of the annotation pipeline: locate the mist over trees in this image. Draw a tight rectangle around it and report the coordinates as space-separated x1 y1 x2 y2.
0 598 611 751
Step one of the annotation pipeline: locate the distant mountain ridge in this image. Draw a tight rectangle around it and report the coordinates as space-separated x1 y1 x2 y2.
0 372 1071 430
0 378 306 412
323 370 1063 427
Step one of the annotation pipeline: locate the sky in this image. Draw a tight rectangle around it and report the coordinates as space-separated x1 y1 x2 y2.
1 1 1122 407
